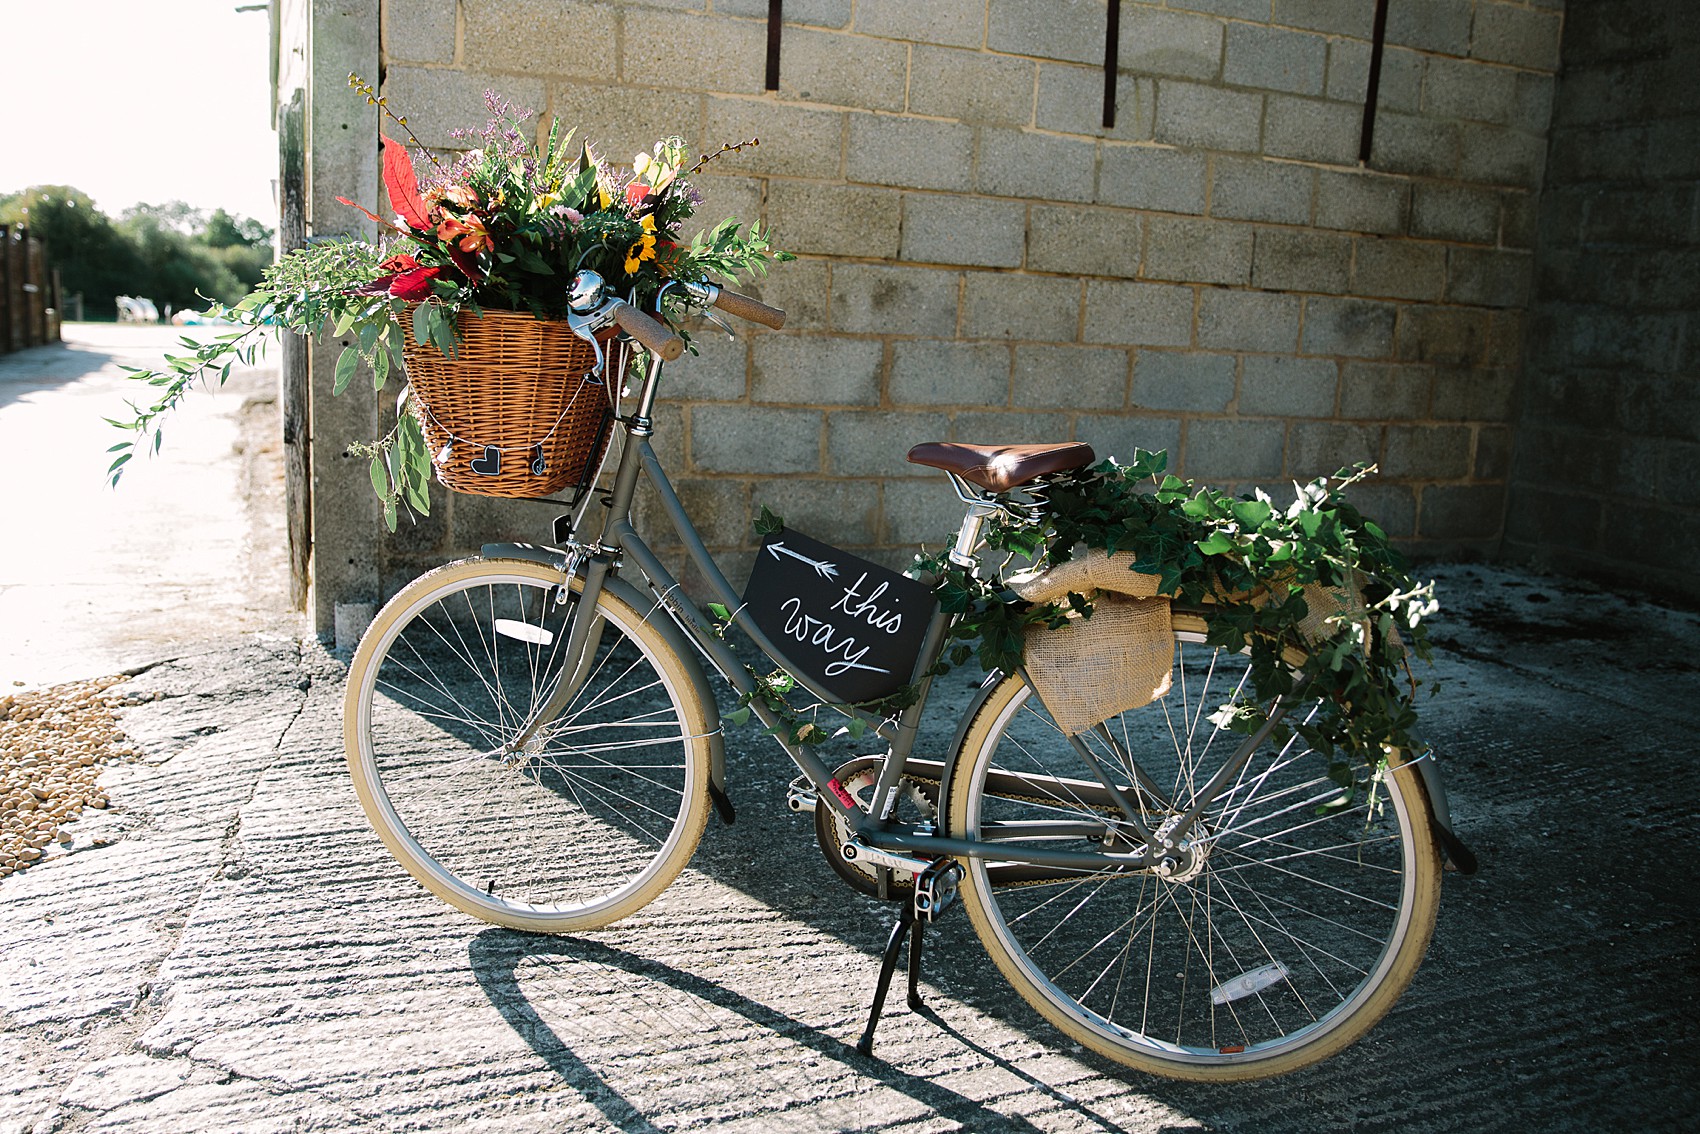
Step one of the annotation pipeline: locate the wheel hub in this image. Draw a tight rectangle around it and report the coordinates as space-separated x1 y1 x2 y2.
1149 814 1211 883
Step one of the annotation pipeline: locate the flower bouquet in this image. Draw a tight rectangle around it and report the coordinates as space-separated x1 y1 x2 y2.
109 77 790 526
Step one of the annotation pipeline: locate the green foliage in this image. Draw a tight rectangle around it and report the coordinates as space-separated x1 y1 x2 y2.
0 187 274 318
914 451 1439 768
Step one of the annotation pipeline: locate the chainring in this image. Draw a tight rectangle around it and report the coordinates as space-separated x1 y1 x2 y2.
814 756 940 900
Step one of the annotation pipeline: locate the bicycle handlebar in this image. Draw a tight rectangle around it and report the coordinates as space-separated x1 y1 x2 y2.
708 287 786 329
612 302 686 361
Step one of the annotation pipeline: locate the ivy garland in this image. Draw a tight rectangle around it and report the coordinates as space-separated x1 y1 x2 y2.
722 452 1437 777
915 450 1439 770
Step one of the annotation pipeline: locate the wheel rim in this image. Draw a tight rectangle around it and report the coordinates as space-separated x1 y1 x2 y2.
958 632 1426 1068
349 570 703 922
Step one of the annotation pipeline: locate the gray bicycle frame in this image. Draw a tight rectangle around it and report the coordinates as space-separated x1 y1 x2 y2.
514 350 1315 876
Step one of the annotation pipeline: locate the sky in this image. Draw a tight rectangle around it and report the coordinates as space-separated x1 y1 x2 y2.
0 1 276 223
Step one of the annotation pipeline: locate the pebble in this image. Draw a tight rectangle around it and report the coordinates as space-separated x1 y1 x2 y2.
0 675 137 880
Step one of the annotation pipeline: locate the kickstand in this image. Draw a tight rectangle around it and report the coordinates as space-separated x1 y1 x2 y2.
855 901 928 1057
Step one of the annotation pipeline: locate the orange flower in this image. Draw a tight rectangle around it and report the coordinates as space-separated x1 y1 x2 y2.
437 214 491 253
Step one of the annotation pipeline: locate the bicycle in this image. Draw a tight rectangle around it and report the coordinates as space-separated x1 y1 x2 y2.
341 281 1464 1081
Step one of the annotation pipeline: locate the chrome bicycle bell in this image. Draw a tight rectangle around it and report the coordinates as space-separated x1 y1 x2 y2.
566 269 607 314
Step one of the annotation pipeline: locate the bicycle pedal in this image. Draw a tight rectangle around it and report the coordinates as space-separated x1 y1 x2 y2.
912 859 963 924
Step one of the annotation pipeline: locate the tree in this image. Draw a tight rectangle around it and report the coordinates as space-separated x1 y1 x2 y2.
0 186 144 320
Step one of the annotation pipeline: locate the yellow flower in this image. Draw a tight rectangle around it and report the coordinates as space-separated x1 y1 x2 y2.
624 230 657 273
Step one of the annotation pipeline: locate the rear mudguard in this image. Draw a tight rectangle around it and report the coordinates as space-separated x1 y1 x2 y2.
933 669 1477 874
480 543 733 824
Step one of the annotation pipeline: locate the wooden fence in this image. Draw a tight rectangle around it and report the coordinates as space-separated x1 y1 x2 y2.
0 225 62 354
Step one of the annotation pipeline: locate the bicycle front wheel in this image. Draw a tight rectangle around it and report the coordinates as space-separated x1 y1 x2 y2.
343 558 712 933
946 615 1440 1080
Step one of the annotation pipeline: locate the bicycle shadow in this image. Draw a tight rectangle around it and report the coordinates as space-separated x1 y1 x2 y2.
467 928 1142 1134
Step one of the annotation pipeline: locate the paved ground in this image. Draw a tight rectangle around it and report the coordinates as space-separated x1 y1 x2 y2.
1 326 1696 1132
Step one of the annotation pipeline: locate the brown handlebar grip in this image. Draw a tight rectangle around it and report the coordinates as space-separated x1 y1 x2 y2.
612 302 685 361
712 288 786 330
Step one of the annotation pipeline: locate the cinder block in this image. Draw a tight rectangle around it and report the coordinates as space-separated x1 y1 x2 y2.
1475 425 1512 479
1340 481 1416 537
622 10 766 95
752 335 882 405
951 410 1073 444
1471 1 1563 72
1286 422 1381 479
909 45 1037 126
665 337 749 401
1082 280 1196 348
977 129 1098 203
1252 229 1353 295
1273 0 1375 38
1262 94 1361 165
692 405 822 473
462 1 616 76
1301 297 1398 359
689 173 767 242
901 194 1026 269
1028 205 1146 279
1154 82 1264 154
752 258 831 332
767 182 901 258
828 411 953 476
1419 484 1505 542
1073 414 1184 464
1196 289 1303 353
1121 6 1226 82
1225 23 1326 96
829 264 961 336
1383 425 1472 478
1146 216 1254 285
856 0 984 47
1375 48 1425 115
1133 351 1237 413
386 0 456 63
890 340 1012 405
380 70 548 149
1385 0 1471 55
847 114 974 190
1458 123 1546 189
1038 65 1155 141
765 478 879 545
778 28 908 111
1012 345 1130 409
1512 71 1558 135
635 477 752 552
1445 248 1533 308
988 0 1104 65
1486 309 1526 368
703 99 843 180
1369 113 1460 180
1314 171 1407 235
1432 369 1516 423
1500 187 1540 250
716 0 852 28
1352 239 1447 302
1424 57 1518 127
1410 183 1500 244
1325 37 1370 102
1185 419 1286 480
1097 144 1207 214
963 273 1083 341
547 83 710 184
1394 305 1490 367
1239 354 1338 417
1211 157 1314 225
883 477 968 547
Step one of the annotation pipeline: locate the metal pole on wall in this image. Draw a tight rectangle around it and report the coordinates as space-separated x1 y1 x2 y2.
280 88 311 610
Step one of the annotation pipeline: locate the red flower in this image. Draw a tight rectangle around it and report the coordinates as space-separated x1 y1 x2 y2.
626 181 652 209
437 214 491 253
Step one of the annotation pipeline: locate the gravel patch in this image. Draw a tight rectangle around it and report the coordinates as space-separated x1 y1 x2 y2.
0 675 162 878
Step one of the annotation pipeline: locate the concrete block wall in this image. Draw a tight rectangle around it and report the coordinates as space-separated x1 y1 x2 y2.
1506 0 1700 602
306 0 1567 616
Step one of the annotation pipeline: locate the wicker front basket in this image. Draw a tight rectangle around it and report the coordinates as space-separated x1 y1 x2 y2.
400 306 618 499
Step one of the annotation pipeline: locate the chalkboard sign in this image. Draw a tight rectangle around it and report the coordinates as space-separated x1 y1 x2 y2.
742 529 939 704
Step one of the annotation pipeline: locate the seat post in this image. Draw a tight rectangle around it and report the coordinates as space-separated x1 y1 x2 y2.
947 474 1001 568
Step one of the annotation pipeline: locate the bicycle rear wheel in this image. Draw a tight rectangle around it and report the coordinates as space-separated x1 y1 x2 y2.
343 558 712 933
946 615 1440 1080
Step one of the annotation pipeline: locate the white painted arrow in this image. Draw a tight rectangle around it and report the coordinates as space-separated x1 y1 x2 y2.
766 541 840 579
